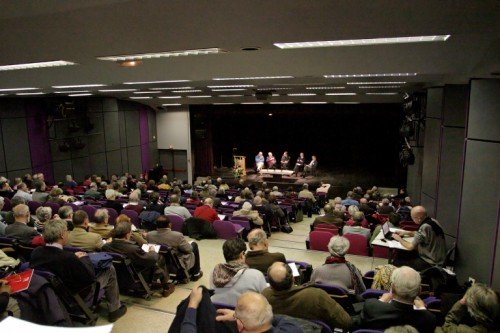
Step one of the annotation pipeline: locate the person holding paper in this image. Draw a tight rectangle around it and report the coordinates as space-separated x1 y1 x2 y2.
102 220 175 297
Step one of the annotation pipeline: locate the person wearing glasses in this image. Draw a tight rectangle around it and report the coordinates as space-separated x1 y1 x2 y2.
210 238 267 306
182 288 303 333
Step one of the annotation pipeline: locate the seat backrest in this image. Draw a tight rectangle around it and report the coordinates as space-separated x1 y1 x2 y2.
159 245 190 283
230 215 250 222
372 245 389 259
316 223 338 230
79 205 97 221
105 207 118 225
2 197 12 211
108 252 152 299
28 200 42 215
314 227 338 236
121 209 140 228
212 301 235 310
343 233 369 256
309 231 333 251
213 220 239 239
43 201 60 213
361 288 385 300
166 214 184 232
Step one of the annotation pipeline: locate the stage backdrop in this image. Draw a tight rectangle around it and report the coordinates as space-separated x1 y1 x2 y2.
190 103 405 186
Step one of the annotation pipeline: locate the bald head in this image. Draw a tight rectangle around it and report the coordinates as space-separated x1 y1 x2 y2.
235 292 273 331
267 262 293 291
248 229 267 250
360 197 368 204
411 206 427 224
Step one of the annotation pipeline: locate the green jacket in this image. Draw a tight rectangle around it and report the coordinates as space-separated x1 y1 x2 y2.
262 284 352 331
436 301 489 333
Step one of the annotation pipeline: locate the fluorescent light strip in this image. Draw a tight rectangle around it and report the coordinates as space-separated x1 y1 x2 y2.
149 87 193 90
0 87 39 92
335 102 361 104
306 86 345 90
16 92 46 96
274 35 450 49
98 89 138 92
172 90 202 93
270 102 294 104
241 102 263 104
211 89 246 92
272 94 280 97
366 92 399 95
347 81 406 85
129 96 152 100
358 85 402 89
162 103 182 106
325 93 357 96
257 87 292 90
219 94 244 98
54 90 90 94
68 93 92 97
213 76 294 81
123 80 191 85
0 60 76 71
98 48 224 62
324 73 417 78
213 103 234 105
133 91 162 94
301 102 327 104
187 95 211 98
52 84 106 89
208 85 254 88
158 96 182 99
287 93 316 96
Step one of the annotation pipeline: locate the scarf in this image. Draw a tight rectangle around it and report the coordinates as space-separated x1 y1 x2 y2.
324 256 365 294
212 261 248 288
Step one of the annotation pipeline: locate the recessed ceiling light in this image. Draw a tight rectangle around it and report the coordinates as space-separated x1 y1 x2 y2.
287 93 316 96
187 95 211 98
213 76 294 81
306 86 345 90
97 48 225 62
208 85 254 88
54 90 90 94
366 92 400 95
270 102 294 104
274 35 450 49
98 89 138 92
162 103 182 106
68 93 92 97
219 94 244 97
301 102 328 104
358 85 402 89
123 80 191 85
133 91 162 94
325 93 357 96
172 90 202 93
158 96 182 99
211 89 247 92
335 102 361 104
0 87 39 92
241 102 263 104
16 92 46 96
118 60 142 67
129 96 152 99
268 113 273 116
0 60 76 71
347 81 406 85
52 84 106 89
324 73 417 78
149 86 194 90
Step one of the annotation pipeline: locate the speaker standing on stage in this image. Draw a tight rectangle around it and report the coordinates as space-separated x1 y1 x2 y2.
291 152 305 176
255 152 264 172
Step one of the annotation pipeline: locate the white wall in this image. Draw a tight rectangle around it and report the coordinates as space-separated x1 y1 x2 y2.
156 107 192 183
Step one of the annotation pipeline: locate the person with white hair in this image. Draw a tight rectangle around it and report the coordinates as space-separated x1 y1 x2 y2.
266 152 276 169
181 289 302 333
12 182 32 202
378 197 395 214
124 189 144 214
233 201 264 227
438 283 499 332
34 206 52 231
311 235 366 294
193 198 219 223
245 229 286 274
270 186 283 197
5 204 40 244
352 266 436 332
89 208 113 238
103 189 124 214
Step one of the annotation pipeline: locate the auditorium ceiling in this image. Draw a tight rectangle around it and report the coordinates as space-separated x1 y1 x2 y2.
0 0 498 109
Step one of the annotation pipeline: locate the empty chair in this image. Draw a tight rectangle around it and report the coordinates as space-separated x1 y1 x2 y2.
105 207 118 226
213 220 244 240
28 200 42 215
43 201 60 213
80 205 97 222
166 214 184 233
121 209 140 228
309 231 333 251
343 233 369 256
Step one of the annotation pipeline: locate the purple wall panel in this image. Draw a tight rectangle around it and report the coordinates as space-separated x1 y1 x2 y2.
139 109 151 173
25 103 54 184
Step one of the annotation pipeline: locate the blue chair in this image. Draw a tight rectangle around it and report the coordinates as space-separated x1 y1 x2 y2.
361 289 385 300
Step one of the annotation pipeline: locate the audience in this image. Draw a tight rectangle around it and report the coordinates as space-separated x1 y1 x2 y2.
67 210 103 251
12 182 32 202
232 201 264 227
58 205 75 231
312 203 344 229
104 190 124 214
164 194 192 219
5 204 39 244
210 238 267 306
83 182 103 200
245 229 286 274
194 198 219 223
342 211 371 239
341 191 359 207
34 206 52 231
32 180 48 203
123 190 144 214
377 198 395 214
311 235 366 294
89 208 114 238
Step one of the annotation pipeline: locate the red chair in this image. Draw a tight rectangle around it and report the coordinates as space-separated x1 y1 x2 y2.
309 231 333 251
314 227 339 236
372 245 389 259
343 233 369 256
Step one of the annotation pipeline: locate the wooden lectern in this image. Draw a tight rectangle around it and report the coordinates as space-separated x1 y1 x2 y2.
233 155 246 175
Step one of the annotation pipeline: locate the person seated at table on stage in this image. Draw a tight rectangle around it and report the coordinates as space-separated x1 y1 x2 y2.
391 206 447 271
210 238 267 306
302 155 318 177
255 151 265 172
311 235 366 294
291 152 305 176
312 204 345 229
245 229 286 274
280 151 290 170
266 152 277 169
194 198 219 223
233 202 264 228
343 212 371 240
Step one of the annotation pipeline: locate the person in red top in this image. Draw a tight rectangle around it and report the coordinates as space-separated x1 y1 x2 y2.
193 198 218 223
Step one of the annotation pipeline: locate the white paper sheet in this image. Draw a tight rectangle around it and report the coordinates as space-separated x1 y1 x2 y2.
141 244 160 253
